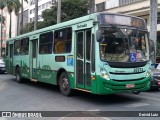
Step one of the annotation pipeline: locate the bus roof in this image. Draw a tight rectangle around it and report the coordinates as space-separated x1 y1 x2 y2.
7 12 146 41
7 13 97 41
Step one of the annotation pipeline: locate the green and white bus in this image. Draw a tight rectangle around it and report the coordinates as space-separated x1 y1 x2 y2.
5 12 151 96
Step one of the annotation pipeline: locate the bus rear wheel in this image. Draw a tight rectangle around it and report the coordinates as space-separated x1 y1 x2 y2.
16 67 23 83
59 72 73 96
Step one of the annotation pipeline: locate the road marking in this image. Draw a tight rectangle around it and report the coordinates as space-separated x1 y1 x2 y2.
125 103 149 107
0 82 8 91
0 118 7 120
100 117 112 120
133 94 160 102
87 109 112 120
58 117 111 120
88 109 100 111
57 110 112 120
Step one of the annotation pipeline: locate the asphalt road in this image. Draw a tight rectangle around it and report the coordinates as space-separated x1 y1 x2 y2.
0 74 160 120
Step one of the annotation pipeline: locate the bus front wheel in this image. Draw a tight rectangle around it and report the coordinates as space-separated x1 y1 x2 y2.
59 72 73 96
16 67 23 83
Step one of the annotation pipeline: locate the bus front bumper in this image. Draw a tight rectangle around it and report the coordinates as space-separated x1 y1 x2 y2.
96 76 150 95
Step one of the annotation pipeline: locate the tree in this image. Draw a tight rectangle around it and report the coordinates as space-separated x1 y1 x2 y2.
22 0 89 33
6 0 21 38
22 22 34 33
0 0 6 11
0 0 6 57
61 0 89 21
42 0 88 26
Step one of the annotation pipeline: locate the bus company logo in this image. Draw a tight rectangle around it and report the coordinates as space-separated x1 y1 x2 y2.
77 24 87 29
115 70 125 73
2 112 11 117
1 112 42 118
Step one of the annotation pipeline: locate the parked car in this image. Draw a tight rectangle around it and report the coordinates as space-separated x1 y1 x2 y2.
150 66 160 90
0 58 6 73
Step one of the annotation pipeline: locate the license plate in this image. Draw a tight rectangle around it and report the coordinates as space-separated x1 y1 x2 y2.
126 84 135 88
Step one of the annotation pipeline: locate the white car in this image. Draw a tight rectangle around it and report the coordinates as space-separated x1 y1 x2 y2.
0 58 6 73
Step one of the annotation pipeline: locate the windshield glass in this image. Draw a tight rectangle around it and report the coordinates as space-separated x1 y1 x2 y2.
99 27 149 62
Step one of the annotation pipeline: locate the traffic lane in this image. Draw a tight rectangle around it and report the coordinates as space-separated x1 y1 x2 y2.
0 74 160 112
1 74 160 120
0 76 145 111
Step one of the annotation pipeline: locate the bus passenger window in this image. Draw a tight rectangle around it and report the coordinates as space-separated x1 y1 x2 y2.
20 38 29 55
39 32 53 54
14 40 20 55
54 27 72 54
6 42 9 57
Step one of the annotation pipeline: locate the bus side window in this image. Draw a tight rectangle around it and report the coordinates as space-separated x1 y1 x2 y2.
39 32 53 54
54 27 72 54
6 42 9 57
14 40 20 55
20 37 29 55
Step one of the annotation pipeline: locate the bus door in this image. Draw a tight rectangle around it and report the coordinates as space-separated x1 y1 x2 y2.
76 29 92 90
9 44 13 74
31 39 38 79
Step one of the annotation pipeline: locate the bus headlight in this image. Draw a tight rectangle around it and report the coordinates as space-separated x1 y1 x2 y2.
146 71 151 78
100 68 110 80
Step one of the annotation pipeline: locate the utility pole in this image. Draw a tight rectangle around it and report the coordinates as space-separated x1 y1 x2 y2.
0 10 3 57
34 0 38 30
90 0 95 14
57 0 61 23
20 0 24 34
150 0 157 63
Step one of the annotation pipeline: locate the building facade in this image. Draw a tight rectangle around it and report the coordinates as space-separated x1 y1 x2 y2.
6 0 56 37
0 8 7 57
29 0 54 22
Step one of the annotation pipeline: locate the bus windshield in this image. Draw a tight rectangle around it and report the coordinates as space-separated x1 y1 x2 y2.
98 27 149 62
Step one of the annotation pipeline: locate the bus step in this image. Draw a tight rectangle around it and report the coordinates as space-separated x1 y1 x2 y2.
31 79 38 82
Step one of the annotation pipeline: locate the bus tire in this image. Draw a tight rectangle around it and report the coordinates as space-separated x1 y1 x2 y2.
16 67 23 83
59 72 73 96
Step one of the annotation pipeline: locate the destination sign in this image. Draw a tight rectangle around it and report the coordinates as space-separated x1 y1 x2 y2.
98 14 146 29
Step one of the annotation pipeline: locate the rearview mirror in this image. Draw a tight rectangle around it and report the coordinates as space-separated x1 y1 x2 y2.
96 29 102 42
149 39 155 52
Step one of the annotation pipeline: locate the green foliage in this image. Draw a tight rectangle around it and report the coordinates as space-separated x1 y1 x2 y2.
0 0 6 10
22 22 34 33
5 0 21 14
42 8 57 27
42 0 88 24
61 0 89 22
22 0 89 33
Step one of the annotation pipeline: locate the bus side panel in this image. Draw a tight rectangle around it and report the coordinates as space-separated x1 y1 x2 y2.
68 74 76 89
13 56 21 75
19 55 30 79
36 55 57 85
